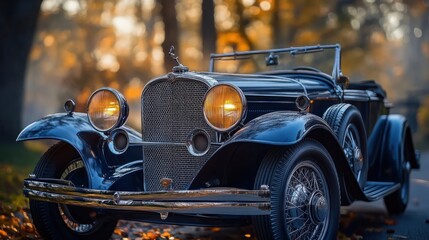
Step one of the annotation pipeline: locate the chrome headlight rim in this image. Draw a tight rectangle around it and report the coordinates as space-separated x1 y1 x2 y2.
87 87 129 133
203 83 247 132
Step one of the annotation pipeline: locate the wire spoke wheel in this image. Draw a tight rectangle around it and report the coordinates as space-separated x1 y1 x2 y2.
252 139 339 240
323 103 367 187
343 124 364 183
284 161 329 239
58 159 95 233
29 143 117 240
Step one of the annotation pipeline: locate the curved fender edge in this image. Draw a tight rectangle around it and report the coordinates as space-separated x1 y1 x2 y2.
368 115 419 183
17 112 143 190
192 111 360 205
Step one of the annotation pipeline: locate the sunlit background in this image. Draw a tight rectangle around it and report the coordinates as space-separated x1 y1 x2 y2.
23 0 429 145
0 0 428 233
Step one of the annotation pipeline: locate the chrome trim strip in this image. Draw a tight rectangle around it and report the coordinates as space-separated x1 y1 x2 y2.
209 44 340 84
24 179 270 215
87 87 129 132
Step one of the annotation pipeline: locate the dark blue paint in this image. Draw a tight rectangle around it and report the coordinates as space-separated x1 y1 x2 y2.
17 112 142 190
368 114 417 182
227 111 331 145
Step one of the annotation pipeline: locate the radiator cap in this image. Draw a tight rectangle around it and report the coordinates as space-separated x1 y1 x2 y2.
168 45 188 73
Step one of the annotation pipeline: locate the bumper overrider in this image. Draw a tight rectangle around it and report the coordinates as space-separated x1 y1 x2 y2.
23 178 271 215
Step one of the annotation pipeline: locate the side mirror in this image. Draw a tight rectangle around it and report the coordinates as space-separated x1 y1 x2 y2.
336 75 350 88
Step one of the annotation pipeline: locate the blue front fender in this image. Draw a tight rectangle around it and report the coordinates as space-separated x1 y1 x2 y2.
192 112 357 193
17 112 103 144
17 112 142 189
228 111 333 145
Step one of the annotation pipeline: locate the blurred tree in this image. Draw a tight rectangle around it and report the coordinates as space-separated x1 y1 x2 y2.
19 0 429 144
418 95 429 141
0 0 41 143
160 0 179 72
201 0 217 66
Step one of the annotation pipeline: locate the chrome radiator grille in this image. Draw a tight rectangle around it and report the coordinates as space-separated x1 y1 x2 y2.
142 76 218 191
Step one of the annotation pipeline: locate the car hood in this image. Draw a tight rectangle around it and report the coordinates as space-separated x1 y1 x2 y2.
200 72 334 97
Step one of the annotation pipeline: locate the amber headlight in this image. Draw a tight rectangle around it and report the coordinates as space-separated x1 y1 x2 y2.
203 84 246 132
87 88 129 132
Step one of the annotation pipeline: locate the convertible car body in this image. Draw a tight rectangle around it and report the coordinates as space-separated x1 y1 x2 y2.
18 44 419 240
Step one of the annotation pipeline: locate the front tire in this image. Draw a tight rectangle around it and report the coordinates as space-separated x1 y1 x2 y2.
253 139 340 240
29 143 117 240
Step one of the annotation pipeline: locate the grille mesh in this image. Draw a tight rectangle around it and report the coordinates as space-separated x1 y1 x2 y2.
142 77 218 191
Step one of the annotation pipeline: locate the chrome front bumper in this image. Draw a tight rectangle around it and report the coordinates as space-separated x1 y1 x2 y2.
23 178 271 215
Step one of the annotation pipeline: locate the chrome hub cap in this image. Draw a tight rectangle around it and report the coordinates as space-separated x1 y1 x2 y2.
284 161 329 239
309 191 327 224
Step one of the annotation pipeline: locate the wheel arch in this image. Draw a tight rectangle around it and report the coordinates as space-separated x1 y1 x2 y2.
17 112 142 190
368 115 419 183
192 111 359 204
306 128 361 205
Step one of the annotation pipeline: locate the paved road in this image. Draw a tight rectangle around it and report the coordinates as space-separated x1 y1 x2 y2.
339 151 429 239
112 151 429 239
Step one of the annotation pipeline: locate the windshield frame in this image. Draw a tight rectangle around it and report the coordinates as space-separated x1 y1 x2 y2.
209 44 341 85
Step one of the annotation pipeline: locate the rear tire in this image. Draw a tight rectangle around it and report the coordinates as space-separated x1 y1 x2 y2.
384 161 411 215
323 103 368 188
253 139 340 240
30 143 117 240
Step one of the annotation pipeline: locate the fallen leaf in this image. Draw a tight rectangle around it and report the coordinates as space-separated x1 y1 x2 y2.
114 228 125 236
146 231 158 239
21 222 35 233
161 231 171 238
385 218 397 226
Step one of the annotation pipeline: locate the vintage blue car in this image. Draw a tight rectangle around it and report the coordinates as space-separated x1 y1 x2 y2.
18 44 419 240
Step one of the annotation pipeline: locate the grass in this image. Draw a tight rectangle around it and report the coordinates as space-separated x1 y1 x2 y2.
0 142 45 211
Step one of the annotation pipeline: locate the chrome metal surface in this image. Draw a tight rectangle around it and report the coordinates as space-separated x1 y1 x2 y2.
202 83 247 132
87 87 129 132
186 129 211 156
24 179 269 201
107 128 129 155
168 46 188 73
295 95 310 112
24 179 270 215
58 159 95 233
284 161 329 239
209 44 341 82
142 74 218 191
343 124 364 182
64 99 76 115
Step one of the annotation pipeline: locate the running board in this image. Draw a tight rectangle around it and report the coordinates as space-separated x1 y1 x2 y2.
361 181 400 201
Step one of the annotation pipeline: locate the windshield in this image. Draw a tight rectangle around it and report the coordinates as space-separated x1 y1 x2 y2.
209 45 340 79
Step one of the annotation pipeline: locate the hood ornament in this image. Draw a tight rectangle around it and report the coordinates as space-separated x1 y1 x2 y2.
168 46 188 73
